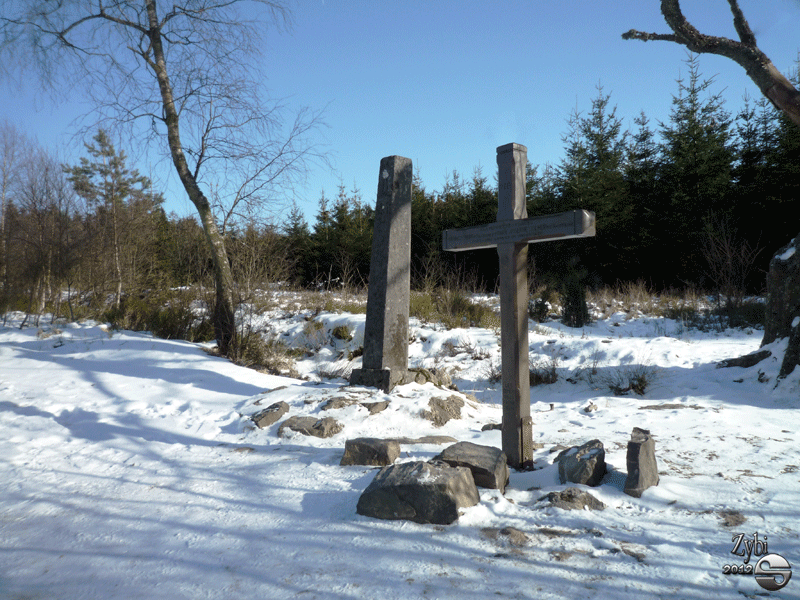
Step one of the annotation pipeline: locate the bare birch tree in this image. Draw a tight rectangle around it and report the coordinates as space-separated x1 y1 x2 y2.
0 0 323 355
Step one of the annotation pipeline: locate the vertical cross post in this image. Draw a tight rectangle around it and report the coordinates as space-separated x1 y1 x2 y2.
496 143 533 469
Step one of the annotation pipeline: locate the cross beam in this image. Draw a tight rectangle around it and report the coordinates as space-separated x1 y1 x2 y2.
442 209 595 252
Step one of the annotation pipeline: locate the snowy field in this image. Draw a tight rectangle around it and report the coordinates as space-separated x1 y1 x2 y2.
1 297 799 600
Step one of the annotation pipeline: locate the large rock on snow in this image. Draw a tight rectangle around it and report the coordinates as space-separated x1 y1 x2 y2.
340 438 401 467
556 439 606 487
624 427 659 498
250 401 289 429
356 461 480 525
277 416 343 438
433 441 509 494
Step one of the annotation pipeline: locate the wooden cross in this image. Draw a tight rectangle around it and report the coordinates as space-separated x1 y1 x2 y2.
442 143 596 468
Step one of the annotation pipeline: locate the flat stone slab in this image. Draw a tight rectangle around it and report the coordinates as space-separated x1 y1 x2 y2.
356 461 479 525
320 397 360 411
433 441 509 494
251 401 289 429
340 438 401 467
277 416 343 439
389 435 458 445
480 526 529 547
540 487 605 511
638 403 702 411
717 349 771 369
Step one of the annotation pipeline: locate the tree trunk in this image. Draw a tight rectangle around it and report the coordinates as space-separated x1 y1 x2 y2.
145 0 236 355
111 192 123 309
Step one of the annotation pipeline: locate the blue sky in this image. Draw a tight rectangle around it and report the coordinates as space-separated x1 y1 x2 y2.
3 0 799 224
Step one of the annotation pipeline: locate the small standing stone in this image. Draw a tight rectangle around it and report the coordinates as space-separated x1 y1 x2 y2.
624 427 659 498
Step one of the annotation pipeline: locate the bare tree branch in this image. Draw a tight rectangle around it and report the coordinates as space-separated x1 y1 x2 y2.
623 0 800 127
727 0 757 47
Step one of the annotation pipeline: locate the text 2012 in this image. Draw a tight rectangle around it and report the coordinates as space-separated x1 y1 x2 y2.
723 564 754 575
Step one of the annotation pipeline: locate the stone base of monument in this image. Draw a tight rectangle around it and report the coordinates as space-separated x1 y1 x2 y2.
349 368 415 393
350 367 455 393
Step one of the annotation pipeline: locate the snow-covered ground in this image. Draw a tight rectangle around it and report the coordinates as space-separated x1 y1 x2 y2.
1 298 799 600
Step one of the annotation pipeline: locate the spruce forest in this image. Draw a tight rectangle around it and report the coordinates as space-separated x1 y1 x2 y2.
2 56 798 331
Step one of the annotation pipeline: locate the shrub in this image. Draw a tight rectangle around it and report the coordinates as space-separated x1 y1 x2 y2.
529 285 558 322
104 290 213 342
561 274 590 328
528 298 550 323
530 355 559 386
228 330 298 377
302 318 327 350
410 287 492 329
602 363 658 396
484 360 502 384
711 299 765 329
331 325 352 341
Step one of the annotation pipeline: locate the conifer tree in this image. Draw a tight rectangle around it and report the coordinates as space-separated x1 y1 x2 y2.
283 203 312 285
658 55 735 287
557 85 630 285
624 112 661 281
65 130 156 308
